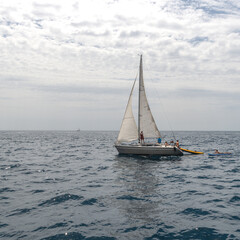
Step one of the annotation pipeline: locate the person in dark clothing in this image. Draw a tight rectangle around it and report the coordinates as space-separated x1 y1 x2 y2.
140 131 144 144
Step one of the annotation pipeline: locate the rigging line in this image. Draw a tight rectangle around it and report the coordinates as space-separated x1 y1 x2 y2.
144 66 176 142
143 61 165 142
143 59 177 141
144 59 176 141
143 58 177 142
153 86 177 141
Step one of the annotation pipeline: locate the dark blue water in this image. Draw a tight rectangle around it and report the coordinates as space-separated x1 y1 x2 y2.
0 131 239 240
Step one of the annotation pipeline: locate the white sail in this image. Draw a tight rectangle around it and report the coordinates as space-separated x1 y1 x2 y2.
117 78 138 143
138 55 161 139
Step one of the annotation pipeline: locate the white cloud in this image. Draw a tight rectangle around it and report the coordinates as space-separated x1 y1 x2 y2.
0 0 240 130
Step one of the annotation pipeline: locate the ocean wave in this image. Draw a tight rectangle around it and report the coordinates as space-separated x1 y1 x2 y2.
180 207 212 217
39 194 83 207
81 198 98 206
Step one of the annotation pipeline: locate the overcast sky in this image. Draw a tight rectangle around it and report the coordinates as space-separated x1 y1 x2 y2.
1 0 240 131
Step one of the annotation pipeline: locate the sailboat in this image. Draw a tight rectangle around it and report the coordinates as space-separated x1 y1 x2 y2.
115 55 183 156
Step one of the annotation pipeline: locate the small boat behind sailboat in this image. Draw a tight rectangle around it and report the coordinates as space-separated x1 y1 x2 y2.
115 55 183 156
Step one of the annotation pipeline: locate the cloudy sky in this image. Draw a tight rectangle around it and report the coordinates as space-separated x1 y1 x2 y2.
1 0 240 131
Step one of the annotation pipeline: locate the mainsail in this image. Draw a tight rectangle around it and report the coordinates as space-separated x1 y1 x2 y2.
117 78 138 143
138 55 161 139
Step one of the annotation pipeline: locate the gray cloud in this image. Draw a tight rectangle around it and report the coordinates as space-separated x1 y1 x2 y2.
31 2 61 18
179 0 240 16
31 10 55 18
0 74 130 97
33 19 43 29
0 18 20 27
31 84 127 96
188 36 210 46
175 88 240 100
32 2 61 10
119 30 143 38
79 30 110 37
156 20 183 30
71 21 102 28
1 0 240 130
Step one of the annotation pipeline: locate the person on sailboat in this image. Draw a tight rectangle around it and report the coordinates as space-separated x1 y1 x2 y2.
176 140 180 148
140 131 144 144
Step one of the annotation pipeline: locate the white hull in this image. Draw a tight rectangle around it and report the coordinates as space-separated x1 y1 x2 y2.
115 144 183 156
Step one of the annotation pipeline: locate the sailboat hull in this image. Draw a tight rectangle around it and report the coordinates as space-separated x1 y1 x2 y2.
115 144 183 156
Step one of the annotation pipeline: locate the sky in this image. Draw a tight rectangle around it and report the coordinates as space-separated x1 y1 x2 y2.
0 0 240 131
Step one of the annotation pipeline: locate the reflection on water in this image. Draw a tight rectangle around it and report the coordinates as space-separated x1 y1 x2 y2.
113 155 182 223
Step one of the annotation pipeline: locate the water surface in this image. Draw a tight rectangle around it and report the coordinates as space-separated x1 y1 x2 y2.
0 131 239 239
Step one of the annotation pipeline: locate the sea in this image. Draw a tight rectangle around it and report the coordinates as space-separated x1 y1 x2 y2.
0 130 239 240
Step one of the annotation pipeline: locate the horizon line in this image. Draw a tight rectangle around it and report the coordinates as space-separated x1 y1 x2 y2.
0 129 239 132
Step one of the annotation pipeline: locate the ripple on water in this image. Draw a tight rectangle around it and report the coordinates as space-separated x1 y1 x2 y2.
31 189 45 194
0 187 14 193
179 207 212 217
38 194 83 207
81 198 98 206
146 227 230 240
2 164 21 170
8 208 35 217
0 223 8 228
229 195 240 205
116 195 147 201
48 222 69 229
40 232 116 240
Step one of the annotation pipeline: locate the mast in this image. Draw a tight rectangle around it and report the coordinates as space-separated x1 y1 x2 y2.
138 55 142 142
